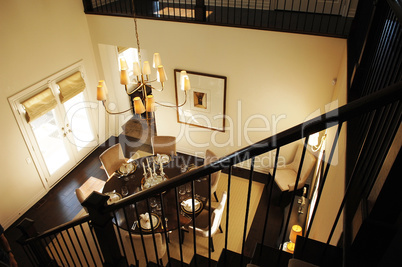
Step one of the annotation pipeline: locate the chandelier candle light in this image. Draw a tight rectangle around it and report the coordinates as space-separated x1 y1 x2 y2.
96 1 191 117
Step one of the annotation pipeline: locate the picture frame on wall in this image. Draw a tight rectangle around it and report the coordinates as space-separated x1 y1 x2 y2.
174 69 227 132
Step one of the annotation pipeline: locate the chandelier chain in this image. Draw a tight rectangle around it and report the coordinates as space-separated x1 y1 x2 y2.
131 0 142 64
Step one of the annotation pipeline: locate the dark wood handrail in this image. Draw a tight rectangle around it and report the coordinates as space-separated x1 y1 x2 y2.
29 81 401 243
21 81 401 266
23 214 91 243
103 81 402 214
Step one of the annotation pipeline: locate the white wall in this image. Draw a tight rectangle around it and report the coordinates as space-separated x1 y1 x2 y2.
0 0 346 230
308 46 347 245
86 16 346 171
0 0 100 228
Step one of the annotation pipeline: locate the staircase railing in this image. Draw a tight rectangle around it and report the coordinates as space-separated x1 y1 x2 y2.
82 0 358 38
17 81 401 266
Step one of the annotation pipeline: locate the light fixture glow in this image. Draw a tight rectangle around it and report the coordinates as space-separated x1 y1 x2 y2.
96 2 190 117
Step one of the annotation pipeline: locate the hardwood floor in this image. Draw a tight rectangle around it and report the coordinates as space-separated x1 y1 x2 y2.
4 136 285 266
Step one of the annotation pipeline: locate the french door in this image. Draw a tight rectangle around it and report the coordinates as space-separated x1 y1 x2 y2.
9 62 98 188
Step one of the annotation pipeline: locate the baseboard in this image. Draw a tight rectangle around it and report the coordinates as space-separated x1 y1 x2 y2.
3 188 47 230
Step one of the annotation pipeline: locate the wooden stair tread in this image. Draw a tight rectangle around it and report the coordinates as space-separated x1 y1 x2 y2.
250 243 293 267
217 249 251 267
189 254 218 266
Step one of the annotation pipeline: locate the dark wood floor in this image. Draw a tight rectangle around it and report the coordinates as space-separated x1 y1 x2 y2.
4 135 285 266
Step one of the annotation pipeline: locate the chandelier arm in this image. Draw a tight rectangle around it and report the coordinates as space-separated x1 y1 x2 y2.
155 91 188 108
101 101 132 115
148 84 164 92
176 96 188 107
155 101 178 108
126 83 145 95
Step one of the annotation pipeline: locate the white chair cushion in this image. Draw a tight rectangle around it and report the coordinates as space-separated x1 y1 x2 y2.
274 169 298 191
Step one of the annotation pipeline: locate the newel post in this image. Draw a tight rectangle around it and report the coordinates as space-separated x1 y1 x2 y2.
82 191 125 267
16 218 56 266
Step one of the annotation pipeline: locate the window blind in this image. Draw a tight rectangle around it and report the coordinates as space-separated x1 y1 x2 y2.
22 88 57 123
57 71 86 103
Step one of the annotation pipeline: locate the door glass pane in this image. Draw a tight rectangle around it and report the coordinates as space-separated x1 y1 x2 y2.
63 92 96 151
30 110 70 175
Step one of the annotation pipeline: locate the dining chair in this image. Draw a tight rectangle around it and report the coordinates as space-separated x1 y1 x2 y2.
151 136 176 156
187 191 227 252
75 178 106 213
75 188 88 212
271 144 316 201
125 232 166 266
99 143 128 179
205 149 221 202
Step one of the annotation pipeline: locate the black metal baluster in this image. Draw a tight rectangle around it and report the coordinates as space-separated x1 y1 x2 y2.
240 157 255 266
233 0 237 24
173 0 177 18
117 0 123 14
53 232 68 266
87 221 104 263
277 139 309 265
325 0 336 33
122 205 139 265
65 228 82 266
112 209 129 266
260 148 280 254
134 202 148 266
253 0 258 26
38 237 54 266
159 194 172 264
174 186 185 265
45 236 60 265
289 0 295 29
192 180 198 264
281 0 287 29
340 0 353 36
79 223 97 266
317 0 327 33
21 244 37 267
113 210 128 265
60 230 76 266
303 0 312 31
146 197 160 266
72 225 89 267
224 165 233 255
305 124 342 240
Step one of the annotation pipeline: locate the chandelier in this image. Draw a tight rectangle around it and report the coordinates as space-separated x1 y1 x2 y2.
96 2 191 118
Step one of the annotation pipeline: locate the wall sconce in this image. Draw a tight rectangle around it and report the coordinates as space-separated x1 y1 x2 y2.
309 131 327 152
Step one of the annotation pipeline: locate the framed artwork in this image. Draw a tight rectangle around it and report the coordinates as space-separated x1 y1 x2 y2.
174 70 227 132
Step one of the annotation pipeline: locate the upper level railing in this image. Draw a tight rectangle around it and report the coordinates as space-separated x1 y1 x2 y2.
17 80 402 266
82 0 359 38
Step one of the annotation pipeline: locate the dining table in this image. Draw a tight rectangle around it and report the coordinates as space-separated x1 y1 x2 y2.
102 153 209 234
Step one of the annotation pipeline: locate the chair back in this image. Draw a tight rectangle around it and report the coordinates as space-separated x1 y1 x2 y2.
151 136 176 156
210 191 227 235
125 233 166 263
75 188 88 212
99 143 127 178
288 144 316 191
205 149 221 192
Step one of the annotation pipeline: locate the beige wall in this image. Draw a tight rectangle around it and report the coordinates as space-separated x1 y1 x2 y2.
86 15 347 243
308 46 347 245
0 0 346 231
86 16 346 171
0 0 99 228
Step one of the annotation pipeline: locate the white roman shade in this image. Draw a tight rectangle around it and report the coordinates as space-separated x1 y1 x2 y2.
57 71 86 103
22 88 57 123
